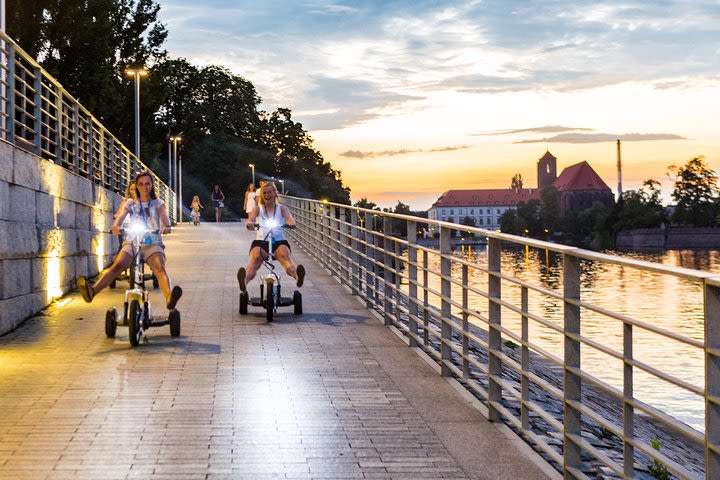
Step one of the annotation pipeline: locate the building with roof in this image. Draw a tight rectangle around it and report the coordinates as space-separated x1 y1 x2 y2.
428 151 615 229
428 188 541 230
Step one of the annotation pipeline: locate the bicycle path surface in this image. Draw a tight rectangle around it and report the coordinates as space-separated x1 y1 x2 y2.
0 222 555 480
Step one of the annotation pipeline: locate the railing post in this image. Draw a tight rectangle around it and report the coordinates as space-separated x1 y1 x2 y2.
462 263 469 378
383 216 393 326
423 249 429 346
563 254 582 478
521 285 530 430
706 280 720 480
72 102 79 172
54 85 62 165
32 65 41 155
407 220 418 347
350 210 360 295
623 317 634 477
364 212 373 310
488 237 502 422
6 43 14 142
330 205 339 274
340 207 349 284
440 225 452 376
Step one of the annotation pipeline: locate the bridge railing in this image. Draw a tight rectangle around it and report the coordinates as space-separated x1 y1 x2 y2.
0 31 176 219
284 196 718 480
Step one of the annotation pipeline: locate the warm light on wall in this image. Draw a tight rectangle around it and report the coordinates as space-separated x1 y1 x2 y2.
93 191 108 273
46 249 62 301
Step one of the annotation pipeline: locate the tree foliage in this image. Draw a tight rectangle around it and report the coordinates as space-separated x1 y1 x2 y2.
614 179 665 231
668 156 719 226
7 1 351 212
510 173 523 189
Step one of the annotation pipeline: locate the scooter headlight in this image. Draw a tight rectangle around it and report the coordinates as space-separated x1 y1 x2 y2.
265 218 280 229
127 221 147 237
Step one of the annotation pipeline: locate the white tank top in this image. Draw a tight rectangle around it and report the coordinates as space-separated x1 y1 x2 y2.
256 204 286 242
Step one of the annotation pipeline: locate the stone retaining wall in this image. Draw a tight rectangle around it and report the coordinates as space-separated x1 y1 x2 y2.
0 140 121 335
616 226 720 249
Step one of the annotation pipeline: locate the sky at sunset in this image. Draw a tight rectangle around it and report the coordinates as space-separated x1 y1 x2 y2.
157 0 720 209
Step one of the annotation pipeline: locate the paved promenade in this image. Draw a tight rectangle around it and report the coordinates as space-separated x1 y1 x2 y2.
0 223 554 480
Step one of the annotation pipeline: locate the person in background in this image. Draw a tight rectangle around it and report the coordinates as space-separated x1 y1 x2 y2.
243 183 257 219
77 171 182 310
237 181 305 292
211 184 225 222
190 195 203 226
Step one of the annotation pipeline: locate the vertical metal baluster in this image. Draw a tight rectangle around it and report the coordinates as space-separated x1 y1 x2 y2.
7 43 15 143
521 286 530 431
383 216 392 325
32 65 41 155
623 318 634 478
54 83 61 165
340 207 349 285
364 212 373 310
488 237 502 421
72 102 79 173
563 254 582 478
350 210 360 295
440 225 451 376
394 237 401 327
407 220 418 347
423 249 429 346
705 280 720 480
462 264 469 379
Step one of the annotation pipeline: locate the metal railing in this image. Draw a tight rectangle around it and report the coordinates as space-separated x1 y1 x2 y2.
284 196 719 480
0 31 175 218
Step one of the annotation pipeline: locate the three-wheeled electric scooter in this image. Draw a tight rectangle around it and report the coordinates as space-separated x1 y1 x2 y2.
105 222 180 346
238 219 302 322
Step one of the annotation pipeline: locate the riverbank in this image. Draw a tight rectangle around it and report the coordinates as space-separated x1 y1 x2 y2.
616 226 720 249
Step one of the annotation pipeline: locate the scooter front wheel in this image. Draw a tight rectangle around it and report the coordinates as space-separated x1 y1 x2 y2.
128 300 142 347
266 285 274 322
169 309 181 337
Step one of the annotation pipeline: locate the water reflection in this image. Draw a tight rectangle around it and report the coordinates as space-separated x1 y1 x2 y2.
407 246 713 432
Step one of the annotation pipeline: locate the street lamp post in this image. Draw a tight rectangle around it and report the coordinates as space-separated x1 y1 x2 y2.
279 179 285 195
249 163 255 186
125 68 147 159
170 136 182 222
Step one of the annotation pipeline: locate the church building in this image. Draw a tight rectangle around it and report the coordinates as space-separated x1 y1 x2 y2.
428 151 615 229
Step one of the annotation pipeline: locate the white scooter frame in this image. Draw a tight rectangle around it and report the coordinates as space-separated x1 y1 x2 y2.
105 222 180 346
238 220 302 321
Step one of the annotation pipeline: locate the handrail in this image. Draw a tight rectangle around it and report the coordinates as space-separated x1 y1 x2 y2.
0 31 176 219
284 196 718 480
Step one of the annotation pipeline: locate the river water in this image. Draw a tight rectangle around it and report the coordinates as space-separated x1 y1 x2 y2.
416 246 716 433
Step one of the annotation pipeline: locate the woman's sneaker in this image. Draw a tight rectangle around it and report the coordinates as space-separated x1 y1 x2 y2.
77 276 94 303
296 265 305 287
237 267 247 292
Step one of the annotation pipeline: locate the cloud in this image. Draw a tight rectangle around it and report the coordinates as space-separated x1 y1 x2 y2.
514 133 687 144
472 125 594 136
340 145 470 159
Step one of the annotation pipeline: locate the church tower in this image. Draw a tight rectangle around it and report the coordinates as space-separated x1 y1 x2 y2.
537 150 557 188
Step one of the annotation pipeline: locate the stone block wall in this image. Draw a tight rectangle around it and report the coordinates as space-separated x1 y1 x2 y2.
0 140 122 335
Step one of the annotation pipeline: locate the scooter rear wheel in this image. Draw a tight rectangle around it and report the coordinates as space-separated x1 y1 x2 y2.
293 291 302 315
105 308 117 337
239 291 249 315
128 300 142 347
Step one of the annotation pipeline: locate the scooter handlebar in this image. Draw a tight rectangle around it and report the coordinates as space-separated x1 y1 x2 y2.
247 223 293 230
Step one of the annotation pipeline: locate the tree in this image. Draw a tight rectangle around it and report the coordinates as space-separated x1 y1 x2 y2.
615 179 665 231
8 0 168 146
539 186 561 235
668 156 719 226
510 173 524 189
